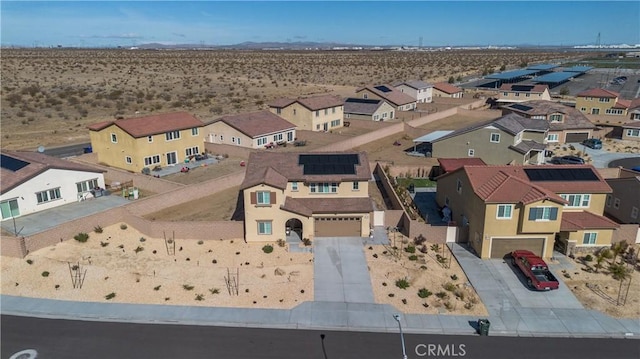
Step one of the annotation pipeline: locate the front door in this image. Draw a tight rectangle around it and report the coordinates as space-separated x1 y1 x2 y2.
323 123 328 131
166 151 177 165
0 199 20 220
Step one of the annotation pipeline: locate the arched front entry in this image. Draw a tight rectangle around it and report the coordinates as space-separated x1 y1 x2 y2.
285 218 303 240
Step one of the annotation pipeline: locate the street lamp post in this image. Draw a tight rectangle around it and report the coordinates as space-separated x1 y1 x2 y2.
392 314 408 359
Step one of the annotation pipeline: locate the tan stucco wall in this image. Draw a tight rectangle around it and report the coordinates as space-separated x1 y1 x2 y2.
205 122 254 148
558 193 607 215
500 90 550 102
356 89 416 111
605 179 640 223
433 88 463 98
622 128 640 142
270 103 343 132
519 200 563 234
576 96 627 116
283 181 369 199
566 228 614 247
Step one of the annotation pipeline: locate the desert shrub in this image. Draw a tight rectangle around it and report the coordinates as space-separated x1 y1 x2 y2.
94 225 103 233
395 278 410 289
417 288 432 298
183 284 195 291
444 301 453 310
435 291 448 299
100 242 109 247
120 223 128 230
140 237 146 242
276 238 286 247
262 244 274 254
450 274 458 281
195 294 205 301
443 282 456 292
41 271 50 277
414 234 426 246
74 232 89 243
197 240 204 245
209 288 220 294
388 293 395 297
464 302 474 310
430 244 440 252
105 292 116 300
26 259 33 265
404 245 416 254
134 246 144 254
408 255 418 261
584 254 593 262
302 238 312 246
153 285 161 291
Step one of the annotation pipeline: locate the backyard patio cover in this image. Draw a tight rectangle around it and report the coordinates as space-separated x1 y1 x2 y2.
413 130 454 143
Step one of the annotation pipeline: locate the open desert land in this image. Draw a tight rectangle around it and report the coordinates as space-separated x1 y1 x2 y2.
1 49 584 150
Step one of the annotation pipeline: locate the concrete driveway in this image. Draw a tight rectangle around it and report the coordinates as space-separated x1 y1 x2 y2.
564 143 640 168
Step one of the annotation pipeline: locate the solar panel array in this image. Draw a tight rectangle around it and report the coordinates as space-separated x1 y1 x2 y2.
374 85 392 93
524 168 599 182
510 104 533 112
564 66 593 73
0 154 30 172
299 154 359 175
510 85 535 92
527 64 559 71
532 72 576 83
346 98 380 104
485 69 537 80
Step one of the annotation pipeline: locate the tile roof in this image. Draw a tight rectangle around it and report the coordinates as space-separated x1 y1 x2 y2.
356 85 416 107
282 197 373 215
1 150 105 194
240 151 371 190
437 158 487 173
209 111 296 138
87 112 204 138
622 121 640 129
630 98 640 110
503 100 596 131
576 88 619 98
433 82 463 94
268 94 344 111
509 140 546 155
432 113 547 143
393 80 433 90
560 211 620 231
499 84 549 93
343 98 386 115
613 98 632 109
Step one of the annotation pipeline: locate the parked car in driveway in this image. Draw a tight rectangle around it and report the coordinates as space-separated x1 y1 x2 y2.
582 138 602 149
511 250 559 291
552 155 585 165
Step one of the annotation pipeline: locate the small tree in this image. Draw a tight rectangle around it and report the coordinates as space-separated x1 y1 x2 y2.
499 64 506 71
611 242 628 264
559 87 570 96
594 248 612 273
448 76 455 84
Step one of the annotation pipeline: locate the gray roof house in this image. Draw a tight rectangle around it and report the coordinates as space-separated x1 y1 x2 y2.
393 80 434 103
343 98 397 121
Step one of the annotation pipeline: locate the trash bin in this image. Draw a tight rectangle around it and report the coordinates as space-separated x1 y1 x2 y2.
477 319 490 336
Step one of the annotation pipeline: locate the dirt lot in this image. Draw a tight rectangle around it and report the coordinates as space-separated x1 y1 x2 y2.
143 186 242 221
162 157 245 185
1 49 579 150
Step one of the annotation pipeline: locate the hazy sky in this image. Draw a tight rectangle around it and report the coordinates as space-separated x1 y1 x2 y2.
2 1 639 47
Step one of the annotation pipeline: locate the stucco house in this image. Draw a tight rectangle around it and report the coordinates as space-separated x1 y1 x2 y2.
430 113 549 165
604 169 640 225
268 94 344 132
343 98 396 121
0 150 106 221
575 88 631 116
393 80 433 103
205 111 296 148
240 151 373 242
501 100 597 144
497 84 551 104
432 82 464 98
436 164 618 259
355 85 417 112
622 121 640 142
88 112 205 172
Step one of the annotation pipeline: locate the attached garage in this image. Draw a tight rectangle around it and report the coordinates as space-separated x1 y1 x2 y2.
490 237 545 259
565 132 589 143
314 217 361 237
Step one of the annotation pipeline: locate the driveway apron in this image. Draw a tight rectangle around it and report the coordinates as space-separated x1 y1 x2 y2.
313 237 374 303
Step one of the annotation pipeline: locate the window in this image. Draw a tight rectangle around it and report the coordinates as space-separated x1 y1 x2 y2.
273 133 283 142
591 108 600 115
192 128 199 136
256 191 271 205
316 124 321 130
125 156 132 164
237 138 241 145
147 136 153 143
547 134 559 142
332 108 336 114
605 109 624 115
390 111 394 118
585 97 593 101
110 133 117 143
232 137 236 144
36 188 61 204
310 182 338 193
626 129 640 137
456 179 462 194
165 130 180 141
219 135 224 142
315 110 319 117
515 92 520 97
549 114 563 122
382 113 388 119
560 194 590 208
468 149 475 157
352 182 359 191
531 115 545 120
258 137 267 146
293 109 296 115
275 108 282 114
598 97 611 103
185 146 199 157
257 221 272 235
363 94 368 99
144 155 161 166
0 199 20 219
287 131 293 141
291 182 298 191
580 107 587 112
503 92 508 96
582 232 597 245
606 195 612 207
496 204 513 219
525 93 530 97
76 179 99 193
528 207 558 221
631 207 639 219
324 109 328 115
614 198 620 209
331 119 340 127
490 133 500 143
373 115 379 121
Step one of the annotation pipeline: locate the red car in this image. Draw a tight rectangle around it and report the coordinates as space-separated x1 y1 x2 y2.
510 250 559 291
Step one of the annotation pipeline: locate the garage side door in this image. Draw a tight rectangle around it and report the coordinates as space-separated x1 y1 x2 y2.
490 238 544 259
315 217 361 237
565 132 589 143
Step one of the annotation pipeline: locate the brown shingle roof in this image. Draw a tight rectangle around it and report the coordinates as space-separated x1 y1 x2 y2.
210 111 296 138
503 100 596 131
240 152 371 190
560 211 620 231
432 113 548 143
577 88 619 98
1 150 105 194
356 85 416 107
283 197 373 215
268 94 344 111
433 82 463 94
87 112 204 138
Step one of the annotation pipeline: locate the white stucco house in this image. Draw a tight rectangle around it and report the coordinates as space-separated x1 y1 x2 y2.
0 150 106 220
393 80 434 103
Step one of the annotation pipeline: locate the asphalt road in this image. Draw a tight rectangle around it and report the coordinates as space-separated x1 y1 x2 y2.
2 315 639 359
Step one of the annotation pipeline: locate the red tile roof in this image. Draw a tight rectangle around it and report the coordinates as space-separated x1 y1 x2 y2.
576 88 619 98
613 99 631 109
210 111 296 138
268 94 344 111
433 82 463 94
87 112 204 138
560 211 620 231
438 158 487 173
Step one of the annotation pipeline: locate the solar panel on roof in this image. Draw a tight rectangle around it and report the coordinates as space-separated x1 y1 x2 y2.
524 168 599 182
0 154 30 172
533 72 576 83
299 154 359 175
346 98 380 104
374 85 392 93
511 85 534 92
510 104 533 112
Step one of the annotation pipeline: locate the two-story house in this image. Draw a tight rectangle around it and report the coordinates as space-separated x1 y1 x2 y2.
393 80 433 103
88 112 205 172
432 82 464 98
205 111 296 148
355 85 417 112
622 121 640 142
576 88 631 116
502 100 597 144
343 98 396 121
430 113 549 165
436 164 618 259
268 94 344 132
496 84 551 104
1 150 106 220
240 152 373 242
604 168 640 225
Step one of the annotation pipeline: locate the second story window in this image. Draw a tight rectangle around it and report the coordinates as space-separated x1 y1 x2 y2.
166 130 181 141
147 136 153 143
550 114 563 122
310 182 337 193
561 194 590 208
111 133 117 143
276 108 282 115
496 204 513 219
315 110 319 117
598 98 610 103
257 191 271 205
192 128 199 136
528 207 558 221
291 182 298 191
490 133 500 143
456 179 462 194
352 182 359 191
